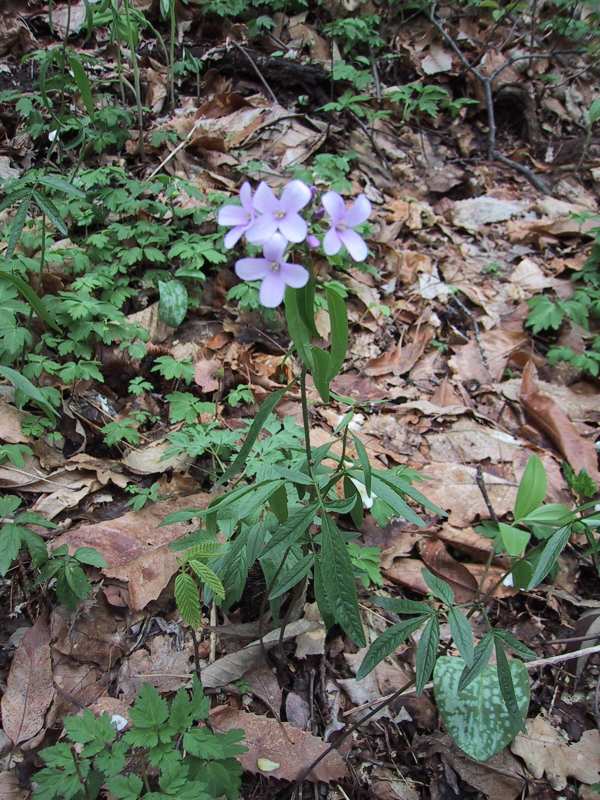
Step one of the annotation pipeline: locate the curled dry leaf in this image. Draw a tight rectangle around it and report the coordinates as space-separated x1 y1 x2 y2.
51 600 128 671
51 491 211 610
194 358 221 393
520 362 600 483
211 706 346 784
1 617 54 747
510 715 600 790
365 328 433 377
0 400 30 444
118 635 195 701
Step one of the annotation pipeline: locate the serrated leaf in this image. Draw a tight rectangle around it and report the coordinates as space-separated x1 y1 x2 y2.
422 568 454 605
356 615 428 679
159 280 188 328
130 683 169 729
183 728 246 760
448 607 474 665
73 546 107 568
415 615 439 694
321 513 365 646
493 630 536 661
434 655 529 761
514 455 547 520
175 572 201 627
458 631 494 692
188 559 225 602
374 596 432 616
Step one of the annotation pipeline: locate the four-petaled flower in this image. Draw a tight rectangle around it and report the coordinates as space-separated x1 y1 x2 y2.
246 180 312 244
322 191 371 262
235 233 309 308
217 182 255 249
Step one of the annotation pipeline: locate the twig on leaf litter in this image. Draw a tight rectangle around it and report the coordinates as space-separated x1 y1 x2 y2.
428 3 556 194
231 40 279 106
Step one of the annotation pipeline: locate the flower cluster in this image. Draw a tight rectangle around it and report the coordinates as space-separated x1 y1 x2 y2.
218 180 371 307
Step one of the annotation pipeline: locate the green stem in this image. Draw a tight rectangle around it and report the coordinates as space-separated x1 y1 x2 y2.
300 366 314 476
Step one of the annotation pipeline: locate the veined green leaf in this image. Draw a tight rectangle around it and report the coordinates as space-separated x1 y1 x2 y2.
448 607 474 665
494 638 525 735
514 455 547 521
498 522 530 557
415 615 439 694
268 552 313 600
458 631 494 692
311 346 331 402
321 513 365 646
0 365 59 419
357 615 428 679
352 434 372 497
32 191 68 236
422 568 454 605
158 279 188 328
0 272 62 333
188 559 225 602
6 195 31 259
326 284 348 379
175 572 201 627
527 524 572 589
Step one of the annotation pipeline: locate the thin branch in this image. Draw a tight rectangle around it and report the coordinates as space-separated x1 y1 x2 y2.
231 40 279 105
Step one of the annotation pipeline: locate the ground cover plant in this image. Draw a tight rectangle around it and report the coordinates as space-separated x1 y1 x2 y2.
0 0 599 798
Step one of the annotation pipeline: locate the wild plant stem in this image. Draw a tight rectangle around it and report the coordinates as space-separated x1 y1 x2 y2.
169 1 176 109
300 366 314 475
122 0 145 159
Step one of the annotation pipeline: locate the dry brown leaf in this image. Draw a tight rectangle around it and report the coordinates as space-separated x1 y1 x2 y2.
194 358 220 393
520 362 600 483
0 771 28 799
510 715 600 790
365 328 433 377
122 440 192 475
0 400 30 444
126 302 173 344
51 492 210 609
340 649 412 721
51 601 128 671
450 196 528 232
419 539 478 603
449 314 529 384
371 766 420 800
425 418 523 464
52 655 105 716
421 44 453 74
211 706 346 783
1 618 54 746
118 635 194 701
500 377 600 424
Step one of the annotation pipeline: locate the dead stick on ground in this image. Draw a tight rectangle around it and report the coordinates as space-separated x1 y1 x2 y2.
231 40 279 105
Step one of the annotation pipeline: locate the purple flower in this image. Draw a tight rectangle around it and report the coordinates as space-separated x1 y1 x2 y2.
235 233 309 308
322 191 371 262
246 180 312 244
218 182 255 249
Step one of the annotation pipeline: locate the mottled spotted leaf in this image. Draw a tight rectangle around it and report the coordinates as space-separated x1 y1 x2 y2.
433 655 529 762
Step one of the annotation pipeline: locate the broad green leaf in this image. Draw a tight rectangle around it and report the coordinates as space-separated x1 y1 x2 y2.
311 346 331 401
448 607 474 665
175 572 201 627
514 455 547 520
37 175 85 198
356 615 428 679
158 280 188 328
106 774 144 800
296 279 319 338
422 568 454 605
415 615 439 694
372 469 444 516
217 387 288 486
321 513 365 646
313 554 335 631
352 434 372 497
130 683 169 729
73 547 107 568
368 475 426 527
520 503 574 526
434 655 529 761
64 562 91 600
374 596 432 616
527 524 572 589
326 284 348 379
0 272 62 333
498 522 530 557
268 482 288 523
589 98 600 124
0 523 22 576
285 286 313 369
188 559 225 602
0 365 59 419
494 638 525 735
68 54 94 115
458 631 494 692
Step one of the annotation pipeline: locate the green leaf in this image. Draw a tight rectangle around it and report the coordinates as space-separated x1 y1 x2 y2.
296 278 319 338
268 482 288 523
527 524 572 589
284 286 313 369
0 272 62 333
374 597 432 616
422 568 454 605
514 455 547 520
356 615 428 679
526 294 564 334
0 365 59 419
68 54 94 115
216 387 288 486
183 728 246 760
320 513 365 646
188 559 225 602
434 655 529 761
493 629 536 662
458 631 494 692
6 195 31 259
368 475 426 527
498 522 531 557
73 547 107 568
494 638 526 735
372 469 444 517
64 561 91 600
448 607 474 665
37 175 85 198
0 523 23 576
311 346 331 402
352 434 372 497
313 555 335 631
159 280 188 328
175 572 201 627
326 284 348 379
415 615 439 694
106 774 144 800
268 552 313 600
130 683 169 729
32 191 68 236
588 98 600 125
520 503 574 526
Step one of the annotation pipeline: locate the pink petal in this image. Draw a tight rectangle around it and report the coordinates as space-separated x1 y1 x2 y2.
345 194 371 227
323 226 342 256
235 258 269 281
246 215 278 243
339 229 368 262
259 271 286 307
279 212 307 243
281 180 311 213
240 181 253 213
281 262 309 289
262 233 288 263
224 226 245 249
218 205 248 226
253 182 279 215
322 191 346 224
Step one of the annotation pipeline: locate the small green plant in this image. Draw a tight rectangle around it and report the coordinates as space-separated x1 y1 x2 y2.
32 681 246 799
0 494 55 577
323 16 384 54
386 82 478 121
40 545 107 609
226 384 255 408
126 482 165 511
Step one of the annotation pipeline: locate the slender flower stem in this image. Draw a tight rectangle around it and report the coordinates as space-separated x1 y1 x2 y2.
300 366 314 475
